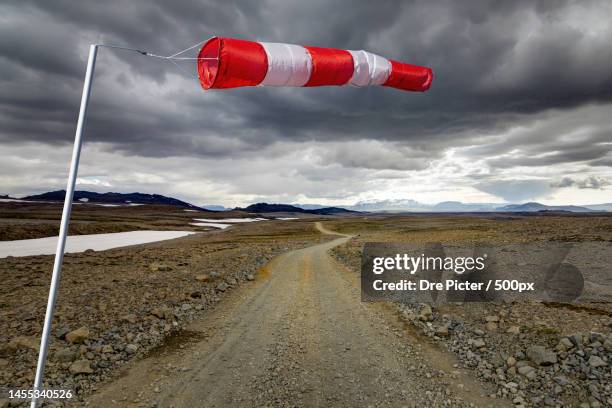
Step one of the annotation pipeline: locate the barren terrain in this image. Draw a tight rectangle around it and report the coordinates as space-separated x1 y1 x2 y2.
0 206 610 407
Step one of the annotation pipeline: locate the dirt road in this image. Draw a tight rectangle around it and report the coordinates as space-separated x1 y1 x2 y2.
85 223 505 407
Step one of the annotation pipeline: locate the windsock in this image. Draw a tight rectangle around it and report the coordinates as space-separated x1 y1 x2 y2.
197 37 433 92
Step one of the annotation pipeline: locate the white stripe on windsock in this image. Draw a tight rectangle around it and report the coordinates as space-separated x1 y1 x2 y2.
259 42 312 87
348 50 392 87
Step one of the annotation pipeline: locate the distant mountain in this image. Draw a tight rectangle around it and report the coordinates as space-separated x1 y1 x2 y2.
201 204 229 211
23 190 207 210
349 199 424 212
348 199 503 212
497 202 596 212
583 203 612 212
293 204 330 210
431 201 501 212
348 198 608 213
237 202 357 215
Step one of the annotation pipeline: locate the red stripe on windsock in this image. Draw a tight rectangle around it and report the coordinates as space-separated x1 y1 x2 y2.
198 37 268 89
303 46 354 87
383 60 433 92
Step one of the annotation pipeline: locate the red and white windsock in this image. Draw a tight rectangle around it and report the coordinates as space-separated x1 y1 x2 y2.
197 37 433 92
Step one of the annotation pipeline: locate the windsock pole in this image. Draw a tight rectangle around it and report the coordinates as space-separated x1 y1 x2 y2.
31 44 98 408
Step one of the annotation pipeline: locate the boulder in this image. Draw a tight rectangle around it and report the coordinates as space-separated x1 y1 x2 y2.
54 348 75 363
435 323 451 337
69 360 93 374
506 326 521 334
527 345 557 366
485 322 498 332
195 274 209 282
151 307 172 320
518 365 537 379
419 304 433 322
472 339 486 348
121 314 137 324
65 327 89 344
149 262 172 272
125 344 138 355
588 355 607 368
8 336 39 351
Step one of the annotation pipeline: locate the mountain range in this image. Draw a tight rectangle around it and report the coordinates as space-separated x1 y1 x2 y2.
21 190 207 210
236 203 359 215
333 199 609 213
3 190 610 213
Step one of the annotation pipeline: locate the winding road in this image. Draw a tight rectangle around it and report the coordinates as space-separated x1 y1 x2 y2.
85 222 506 407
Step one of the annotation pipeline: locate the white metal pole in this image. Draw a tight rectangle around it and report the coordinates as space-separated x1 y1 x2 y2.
31 44 98 408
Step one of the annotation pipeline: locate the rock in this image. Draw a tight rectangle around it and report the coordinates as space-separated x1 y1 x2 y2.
226 278 238 285
518 365 537 379
435 324 451 337
121 314 138 324
151 307 171 320
507 356 517 367
556 337 574 351
246 274 255 281
190 291 202 298
472 339 486 348
603 337 612 352
150 262 172 272
69 360 94 374
125 344 138 354
55 327 70 340
210 271 220 279
419 304 433 321
65 327 89 344
570 333 584 348
8 336 39 351
195 274 209 282
527 345 557 366
54 348 75 362
216 282 229 292
485 322 498 332
485 315 500 322
101 344 114 353
506 326 521 334
0 358 8 367
588 355 607 368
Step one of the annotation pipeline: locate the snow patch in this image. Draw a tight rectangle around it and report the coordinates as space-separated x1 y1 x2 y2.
190 222 231 229
0 231 196 258
193 218 267 223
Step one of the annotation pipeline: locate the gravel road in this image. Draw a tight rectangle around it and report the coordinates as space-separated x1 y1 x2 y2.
84 223 506 407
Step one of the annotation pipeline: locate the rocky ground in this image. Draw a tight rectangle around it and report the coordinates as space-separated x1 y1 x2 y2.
329 214 612 408
0 215 330 407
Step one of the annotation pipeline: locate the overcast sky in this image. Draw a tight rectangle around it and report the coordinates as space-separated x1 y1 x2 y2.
1 0 611 207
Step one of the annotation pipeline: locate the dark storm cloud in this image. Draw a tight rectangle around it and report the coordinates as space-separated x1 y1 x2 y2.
551 176 610 189
1 0 612 167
